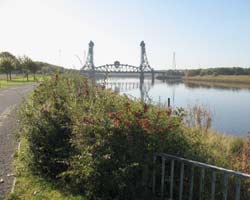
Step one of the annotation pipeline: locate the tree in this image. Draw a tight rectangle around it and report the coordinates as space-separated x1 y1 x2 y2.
0 51 18 80
19 56 34 81
0 57 15 81
41 66 50 75
0 52 16 60
30 61 39 80
19 56 42 80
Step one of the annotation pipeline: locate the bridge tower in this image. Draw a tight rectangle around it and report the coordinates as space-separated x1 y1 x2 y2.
139 41 154 84
82 41 95 77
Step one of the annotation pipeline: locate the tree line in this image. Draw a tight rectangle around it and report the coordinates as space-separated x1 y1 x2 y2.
186 67 250 76
0 51 64 81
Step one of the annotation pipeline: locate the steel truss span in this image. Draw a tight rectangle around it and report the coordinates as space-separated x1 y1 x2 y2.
81 41 154 74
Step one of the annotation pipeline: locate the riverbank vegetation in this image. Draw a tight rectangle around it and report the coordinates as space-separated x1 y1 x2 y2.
186 67 250 77
184 67 250 86
184 75 250 85
8 74 250 199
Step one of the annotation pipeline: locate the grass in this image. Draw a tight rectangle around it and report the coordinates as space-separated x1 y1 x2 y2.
0 74 51 89
184 75 250 87
5 137 85 200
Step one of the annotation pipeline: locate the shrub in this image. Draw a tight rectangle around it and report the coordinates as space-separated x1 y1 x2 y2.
22 75 75 177
20 74 219 199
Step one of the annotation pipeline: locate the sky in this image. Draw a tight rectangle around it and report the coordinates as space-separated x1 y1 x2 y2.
0 0 250 70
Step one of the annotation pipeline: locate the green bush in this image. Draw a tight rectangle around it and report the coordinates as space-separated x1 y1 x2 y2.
21 74 213 199
22 75 75 177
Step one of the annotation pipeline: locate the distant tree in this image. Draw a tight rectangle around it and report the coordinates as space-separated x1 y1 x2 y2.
0 51 18 80
0 57 16 80
0 51 16 60
19 56 36 81
30 61 40 80
41 66 50 75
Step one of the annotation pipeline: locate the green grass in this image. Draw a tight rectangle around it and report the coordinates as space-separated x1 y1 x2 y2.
5 137 85 200
0 75 51 89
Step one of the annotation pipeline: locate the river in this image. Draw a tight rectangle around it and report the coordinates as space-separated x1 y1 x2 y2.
99 77 250 136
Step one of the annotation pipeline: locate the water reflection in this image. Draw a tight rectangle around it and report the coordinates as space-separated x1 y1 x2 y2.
100 78 153 103
99 78 250 136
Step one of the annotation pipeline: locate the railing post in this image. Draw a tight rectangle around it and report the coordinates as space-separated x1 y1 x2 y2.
223 173 228 200
211 171 216 200
199 168 205 200
161 157 166 198
179 162 184 200
170 160 175 200
235 176 241 200
189 166 194 200
152 155 156 194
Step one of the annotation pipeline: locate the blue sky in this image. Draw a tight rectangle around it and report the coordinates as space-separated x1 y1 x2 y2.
0 0 250 69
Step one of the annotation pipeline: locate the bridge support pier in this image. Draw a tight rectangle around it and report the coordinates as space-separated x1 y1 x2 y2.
151 70 155 85
140 71 144 85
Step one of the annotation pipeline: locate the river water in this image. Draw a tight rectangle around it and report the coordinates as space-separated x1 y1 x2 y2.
100 78 250 136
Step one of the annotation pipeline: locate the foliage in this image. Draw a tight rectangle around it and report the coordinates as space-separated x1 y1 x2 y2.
18 56 38 80
231 134 250 173
22 75 74 177
230 134 250 199
0 51 16 60
0 51 68 81
0 57 15 79
36 61 65 74
186 67 250 77
5 137 85 200
0 52 18 80
19 74 220 200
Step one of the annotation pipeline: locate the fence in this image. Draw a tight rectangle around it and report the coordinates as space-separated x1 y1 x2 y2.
153 153 250 200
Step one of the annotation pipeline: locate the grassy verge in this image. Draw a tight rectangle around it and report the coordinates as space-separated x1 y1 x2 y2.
184 75 250 85
6 138 85 200
0 75 50 89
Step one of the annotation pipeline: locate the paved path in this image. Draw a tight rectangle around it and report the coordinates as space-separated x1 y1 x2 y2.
0 84 36 199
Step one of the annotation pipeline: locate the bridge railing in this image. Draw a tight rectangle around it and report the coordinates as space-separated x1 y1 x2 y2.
153 153 250 200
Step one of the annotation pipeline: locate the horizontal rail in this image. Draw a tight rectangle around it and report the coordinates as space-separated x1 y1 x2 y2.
156 153 250 178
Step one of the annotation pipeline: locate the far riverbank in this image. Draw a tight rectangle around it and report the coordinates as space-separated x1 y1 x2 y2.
183 75 250 88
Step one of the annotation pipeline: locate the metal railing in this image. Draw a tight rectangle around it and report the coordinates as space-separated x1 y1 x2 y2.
153 153 250 200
